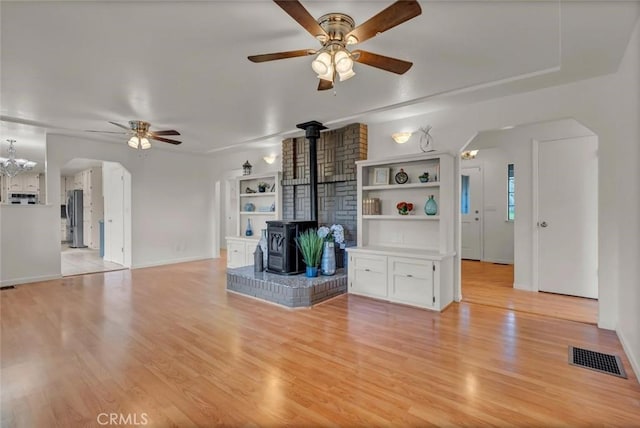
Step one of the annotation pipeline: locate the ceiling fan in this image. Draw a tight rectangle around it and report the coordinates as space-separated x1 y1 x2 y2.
248 0 422 91
88 121 182 150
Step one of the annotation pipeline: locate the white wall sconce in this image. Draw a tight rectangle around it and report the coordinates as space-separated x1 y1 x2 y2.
263 154 277 165
461 150 479 160
392 132 412 144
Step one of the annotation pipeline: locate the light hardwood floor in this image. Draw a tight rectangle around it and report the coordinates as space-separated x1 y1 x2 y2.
1 258 638 427
462 260 599 324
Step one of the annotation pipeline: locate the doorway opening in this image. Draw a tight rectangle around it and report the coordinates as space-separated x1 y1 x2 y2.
60 159 131 276
458 118 598 324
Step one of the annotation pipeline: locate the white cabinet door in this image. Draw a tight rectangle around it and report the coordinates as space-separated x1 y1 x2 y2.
388 257 434 308
8 175 23 192
349 253 387 298
244 242 258 267
227 240 247 268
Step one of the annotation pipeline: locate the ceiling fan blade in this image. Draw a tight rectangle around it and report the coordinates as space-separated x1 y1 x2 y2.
151 135 182 145
345 0 422 44
352 50 413 74
0 115 60 129
317 79 333 91
149 130 180 136
273 0 328 40
109 121 132 130
84 130 127 134
248 49 316 63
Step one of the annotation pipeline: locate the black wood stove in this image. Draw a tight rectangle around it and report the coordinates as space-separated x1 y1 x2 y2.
266 220 317 275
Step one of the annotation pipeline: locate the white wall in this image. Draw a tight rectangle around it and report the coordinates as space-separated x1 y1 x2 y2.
0 134 216 285
462 148 515 264
613 17 640 379
0 205 60 285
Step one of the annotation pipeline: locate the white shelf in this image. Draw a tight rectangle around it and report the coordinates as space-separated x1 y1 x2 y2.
240 192 276 197
363 214 439 220
363 182 440 191
240 211 276 215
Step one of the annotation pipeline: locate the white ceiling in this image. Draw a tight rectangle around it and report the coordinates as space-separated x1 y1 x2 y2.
1 1 638 155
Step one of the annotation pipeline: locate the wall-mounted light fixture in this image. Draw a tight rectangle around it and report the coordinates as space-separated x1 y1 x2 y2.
242 160 252 175
461 150 479 160
392 132 412 144
263 154 277 165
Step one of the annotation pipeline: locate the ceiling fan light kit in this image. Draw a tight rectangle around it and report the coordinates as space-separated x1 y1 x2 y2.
128 136 151 150
248 0 422 90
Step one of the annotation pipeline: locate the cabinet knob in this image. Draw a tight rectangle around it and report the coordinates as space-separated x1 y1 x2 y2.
406 274 413 278
364 268 371 272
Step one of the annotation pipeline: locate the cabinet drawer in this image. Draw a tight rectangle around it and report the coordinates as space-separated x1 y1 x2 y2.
350 253 386 273
388 257 431 279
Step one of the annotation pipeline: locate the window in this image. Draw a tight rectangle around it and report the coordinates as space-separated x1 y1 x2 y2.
507 164 515 220
461 175 470 214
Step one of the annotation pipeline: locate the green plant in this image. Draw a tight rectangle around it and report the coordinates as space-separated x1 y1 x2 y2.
295 229 324 268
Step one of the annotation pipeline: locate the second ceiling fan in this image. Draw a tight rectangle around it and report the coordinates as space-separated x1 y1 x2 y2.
248 0 422 91
89 121 182 150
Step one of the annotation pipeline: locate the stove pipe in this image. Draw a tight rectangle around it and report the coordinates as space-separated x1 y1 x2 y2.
296 120 327 222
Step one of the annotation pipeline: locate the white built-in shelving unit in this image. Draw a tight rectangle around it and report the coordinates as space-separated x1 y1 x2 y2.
347 152 456 311
225 172 281 268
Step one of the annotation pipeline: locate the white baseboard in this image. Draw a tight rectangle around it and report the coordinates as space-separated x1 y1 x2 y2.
1 274 62 287
132 256 213 270
513 282 533 291
616 326 640 383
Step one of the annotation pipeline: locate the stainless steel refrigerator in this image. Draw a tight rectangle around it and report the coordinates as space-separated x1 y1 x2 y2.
67 189 87 248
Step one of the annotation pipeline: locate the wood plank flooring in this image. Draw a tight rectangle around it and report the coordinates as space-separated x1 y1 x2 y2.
462 260 598 324
1 257 638 427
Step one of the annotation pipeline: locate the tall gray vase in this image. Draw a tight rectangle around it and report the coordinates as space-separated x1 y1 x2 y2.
321 241 336 276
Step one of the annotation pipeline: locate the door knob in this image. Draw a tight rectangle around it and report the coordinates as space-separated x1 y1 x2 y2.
540 221 548 228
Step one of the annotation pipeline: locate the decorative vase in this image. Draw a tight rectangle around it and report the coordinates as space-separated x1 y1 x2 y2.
254 244 263 272
321 241 336 276
259 229 268 268
425 195 438 216
245 218 253 236
305 266 318 278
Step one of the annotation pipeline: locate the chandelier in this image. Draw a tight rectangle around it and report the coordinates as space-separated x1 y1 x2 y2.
0 139 37 177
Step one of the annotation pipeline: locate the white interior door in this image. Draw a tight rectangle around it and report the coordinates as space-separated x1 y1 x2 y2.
537 136 598 298
461 167 482 260
103 163 125 266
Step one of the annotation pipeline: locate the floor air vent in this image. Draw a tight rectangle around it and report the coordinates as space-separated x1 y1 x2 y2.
0 285 16 290
569 346 627 378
